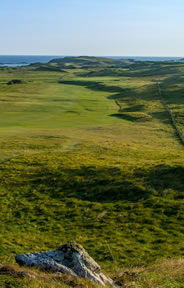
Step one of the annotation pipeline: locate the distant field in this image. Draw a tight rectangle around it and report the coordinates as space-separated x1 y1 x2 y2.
1 58 184 284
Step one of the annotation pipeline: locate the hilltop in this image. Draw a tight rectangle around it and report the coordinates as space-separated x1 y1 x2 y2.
49 56 131 68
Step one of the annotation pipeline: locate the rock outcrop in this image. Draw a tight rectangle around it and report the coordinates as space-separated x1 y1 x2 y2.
15 241 115 287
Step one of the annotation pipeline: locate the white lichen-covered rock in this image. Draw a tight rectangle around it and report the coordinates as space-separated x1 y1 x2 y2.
15 241 115 287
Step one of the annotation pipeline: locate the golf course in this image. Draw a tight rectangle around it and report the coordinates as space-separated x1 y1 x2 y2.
1 57 184 287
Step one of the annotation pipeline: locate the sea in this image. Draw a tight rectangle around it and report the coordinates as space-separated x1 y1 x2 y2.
0 55 65 67
0 55 183 67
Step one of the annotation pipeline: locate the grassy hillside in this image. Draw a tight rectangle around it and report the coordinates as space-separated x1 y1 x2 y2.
2 258 184 288
1 58 184 287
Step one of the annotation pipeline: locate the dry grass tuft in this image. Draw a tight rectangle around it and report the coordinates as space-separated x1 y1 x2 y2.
112 268 143 287
0 264 100 287
0 264 36 279
154 258 184 276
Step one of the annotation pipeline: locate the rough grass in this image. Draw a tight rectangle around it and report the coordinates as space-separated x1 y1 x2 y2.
0 264 101 287
1 60 184 287
1 258 184 288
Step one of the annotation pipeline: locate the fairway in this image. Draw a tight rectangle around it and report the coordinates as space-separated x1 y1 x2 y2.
1 59 184 279
0 62 183 160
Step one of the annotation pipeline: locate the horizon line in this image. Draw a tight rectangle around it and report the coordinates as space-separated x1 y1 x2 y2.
0 54 183 58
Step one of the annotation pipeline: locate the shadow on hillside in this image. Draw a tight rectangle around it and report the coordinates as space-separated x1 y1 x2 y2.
161 75 184 87
150 111 172 125
135 164 184 200
59 78 184 124
24 163 184 203
78 63 179 78
159 75 184 105
27 165 150 203
110 113 145 122
123 104 145 112
59 80 127 93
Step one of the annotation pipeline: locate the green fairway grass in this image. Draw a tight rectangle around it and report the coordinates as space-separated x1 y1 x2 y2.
1 58 184 287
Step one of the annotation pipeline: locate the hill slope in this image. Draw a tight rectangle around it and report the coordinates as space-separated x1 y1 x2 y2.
0 59 184 287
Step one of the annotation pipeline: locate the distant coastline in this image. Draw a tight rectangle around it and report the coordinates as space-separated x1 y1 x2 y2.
0 55 65 67
0 55 183 67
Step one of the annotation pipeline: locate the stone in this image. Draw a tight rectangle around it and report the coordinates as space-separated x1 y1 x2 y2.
15 241 115 287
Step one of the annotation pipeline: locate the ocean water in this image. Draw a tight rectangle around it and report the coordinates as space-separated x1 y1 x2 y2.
0 55 183 66
0 55 65 66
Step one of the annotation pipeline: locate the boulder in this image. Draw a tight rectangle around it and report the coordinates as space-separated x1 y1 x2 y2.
15 241 115 287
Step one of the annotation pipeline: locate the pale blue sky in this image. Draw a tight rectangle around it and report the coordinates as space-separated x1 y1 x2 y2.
1 0 184 56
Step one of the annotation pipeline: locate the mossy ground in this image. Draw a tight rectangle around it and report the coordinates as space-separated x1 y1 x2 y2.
1 59 184 287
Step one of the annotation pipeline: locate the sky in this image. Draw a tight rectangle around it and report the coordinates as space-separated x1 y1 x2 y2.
1 0 184 56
